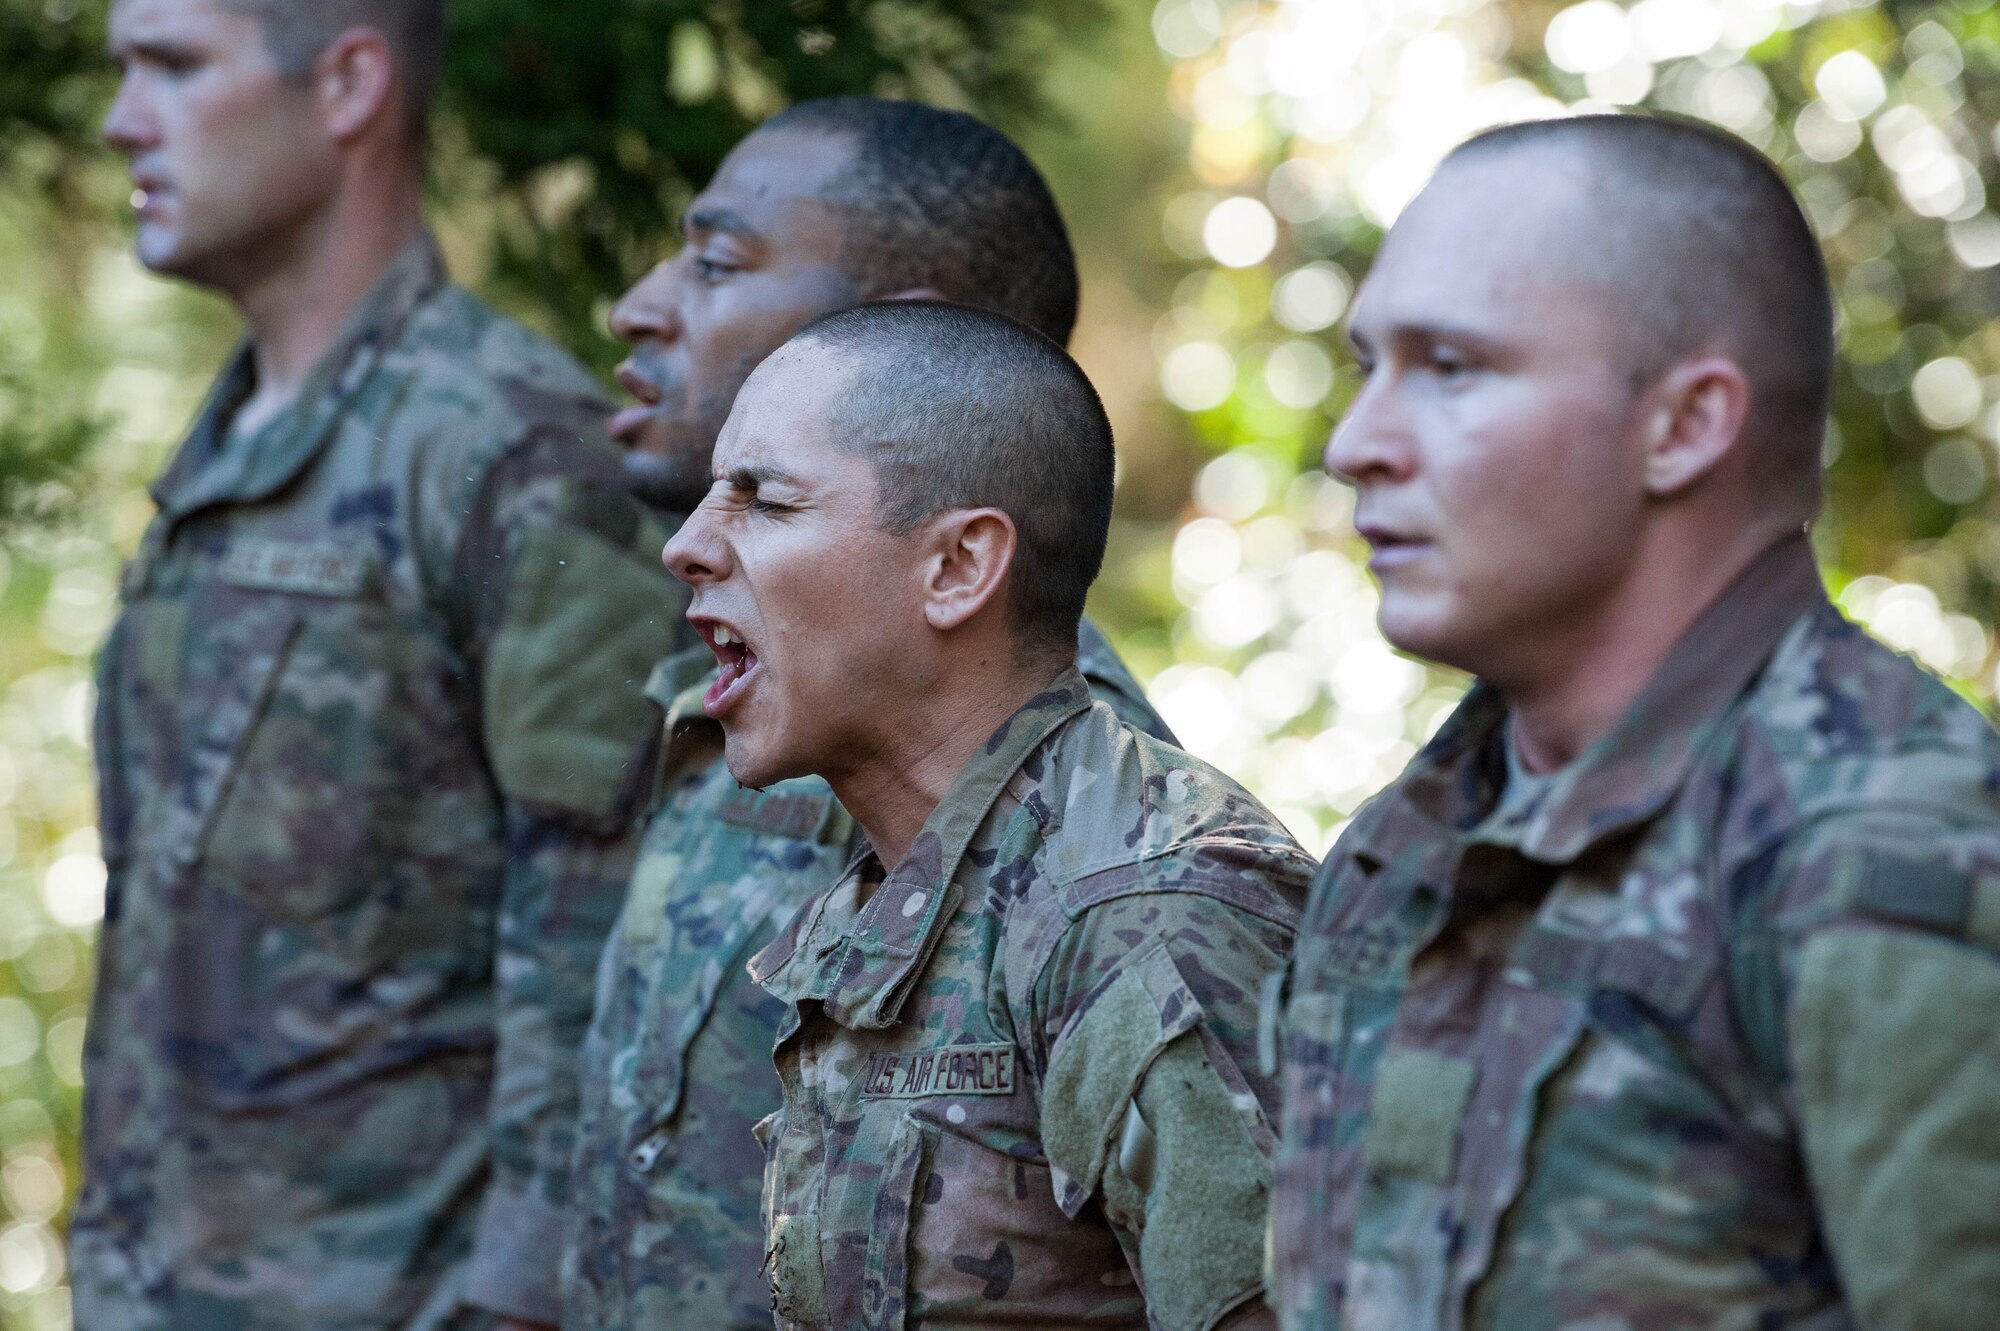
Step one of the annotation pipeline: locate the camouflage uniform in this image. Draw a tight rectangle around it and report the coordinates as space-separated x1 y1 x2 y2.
748 668 1315 1331
1269 535 2000 1331
76 234 684 1331
560 621 1174 1330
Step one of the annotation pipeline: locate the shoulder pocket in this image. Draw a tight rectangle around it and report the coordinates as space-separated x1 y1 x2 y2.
483 521 677 826
1042 934 1205 1217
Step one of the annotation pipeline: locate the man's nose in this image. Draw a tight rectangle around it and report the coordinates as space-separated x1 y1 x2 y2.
102 74 155 155
1322 372 1411 484
609 260 684 346
662 507 728 588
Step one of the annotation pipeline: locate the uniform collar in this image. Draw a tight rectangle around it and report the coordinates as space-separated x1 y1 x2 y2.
152 231 448 520
1370 534 1827 876
749 667 1095 1029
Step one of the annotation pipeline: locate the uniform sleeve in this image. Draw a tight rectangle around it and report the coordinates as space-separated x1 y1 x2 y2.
1731 809 2000 1331
452 432 689 1323
1031 879 1299 1331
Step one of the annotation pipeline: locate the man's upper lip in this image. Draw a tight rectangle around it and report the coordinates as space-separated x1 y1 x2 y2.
614 363 661 407
1355 520 1424 546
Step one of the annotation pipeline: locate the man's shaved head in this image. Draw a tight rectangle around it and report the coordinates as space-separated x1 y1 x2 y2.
1440 114 1834 512
225 0 444 139
761 98 1080 345
790 300 1114 654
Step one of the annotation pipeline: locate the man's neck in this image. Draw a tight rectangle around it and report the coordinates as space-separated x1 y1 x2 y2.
1503 524 1790 774
230 175 425 437
829 658 1068 887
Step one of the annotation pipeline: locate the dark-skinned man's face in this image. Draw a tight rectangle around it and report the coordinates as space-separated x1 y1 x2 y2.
608 126 864 510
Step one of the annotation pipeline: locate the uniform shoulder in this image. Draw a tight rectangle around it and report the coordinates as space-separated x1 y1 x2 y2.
385 282 616 481
983 706 1313 992
1722 602 2000 847
1034 701 1314 887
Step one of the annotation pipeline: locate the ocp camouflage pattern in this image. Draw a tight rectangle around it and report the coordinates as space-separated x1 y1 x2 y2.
560 621 1176 1331
75 234 685 1331
1271 536 2000 1330
749 668 1316 1330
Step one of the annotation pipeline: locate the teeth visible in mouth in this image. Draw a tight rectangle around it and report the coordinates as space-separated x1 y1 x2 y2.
714 626 733 645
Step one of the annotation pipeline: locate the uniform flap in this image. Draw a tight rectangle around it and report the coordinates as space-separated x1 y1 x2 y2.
716 787 843 843
483 520 677 826
1042 934 1205 1219
1361 1049 1477 1183
1060 837 1310 930
1852 853 2000 951
1508 922 1717 1022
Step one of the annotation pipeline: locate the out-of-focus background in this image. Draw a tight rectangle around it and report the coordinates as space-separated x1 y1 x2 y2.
3 0 1998 1323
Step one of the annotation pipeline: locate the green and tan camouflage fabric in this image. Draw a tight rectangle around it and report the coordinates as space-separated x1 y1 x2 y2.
747 667 1315 1331
1270 535 2000 1331
75 234 686 1331
560 621 1174 1331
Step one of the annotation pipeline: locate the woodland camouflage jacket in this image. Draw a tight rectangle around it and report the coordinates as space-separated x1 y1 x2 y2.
560 622 1173 1331
1270 536 2000 1331
75 235 684 1331
751 669 1317 1331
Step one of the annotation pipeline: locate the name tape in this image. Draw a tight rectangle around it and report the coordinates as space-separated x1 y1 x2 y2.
860 1043 1017 1099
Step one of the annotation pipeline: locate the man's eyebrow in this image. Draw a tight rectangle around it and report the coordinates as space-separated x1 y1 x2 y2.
721 463 804 491
683 205 760 242
111 36 200 61
1372 318 1508 352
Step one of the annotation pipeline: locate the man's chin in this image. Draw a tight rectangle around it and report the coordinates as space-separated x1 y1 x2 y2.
1375 596 1466 673
720 732 804 793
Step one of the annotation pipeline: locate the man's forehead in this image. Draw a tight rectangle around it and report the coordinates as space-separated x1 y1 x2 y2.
1357 155 1602 327
715 349 848 469
112 0 233 39
689 128 856 237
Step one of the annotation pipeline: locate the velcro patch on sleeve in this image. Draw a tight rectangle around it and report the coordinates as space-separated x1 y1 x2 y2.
1362 1048 1477 1184
860 1043 1018 1099
483 521 675 824
1042 936 1205 1219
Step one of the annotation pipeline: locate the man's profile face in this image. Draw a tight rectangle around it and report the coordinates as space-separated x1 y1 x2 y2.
1326 152 1652 681
104 0 336 287
609 128 864 510
662 344 928 791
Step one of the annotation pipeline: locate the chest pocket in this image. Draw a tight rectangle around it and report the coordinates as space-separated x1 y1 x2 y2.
197 565 494 948
620 777 849 1172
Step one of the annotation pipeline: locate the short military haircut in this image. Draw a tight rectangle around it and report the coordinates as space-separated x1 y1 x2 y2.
1445 114 1835 511
760 98 1080 347
226 0 446 141
791 300 1114 655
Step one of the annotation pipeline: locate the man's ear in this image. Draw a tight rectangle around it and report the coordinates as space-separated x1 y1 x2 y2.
315 27 398 144
1641 355 1752 497
920 508 1017 632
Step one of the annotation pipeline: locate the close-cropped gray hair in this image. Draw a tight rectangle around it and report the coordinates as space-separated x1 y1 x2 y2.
1445 113 1835 512
788 300 1115 656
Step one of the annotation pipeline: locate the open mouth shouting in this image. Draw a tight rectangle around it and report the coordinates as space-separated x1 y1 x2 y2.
695 617 761 717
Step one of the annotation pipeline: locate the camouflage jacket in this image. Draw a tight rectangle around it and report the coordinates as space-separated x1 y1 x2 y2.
748 668 1316 1331
1270 536 2000 1331
75 234 685 1331
560 621 1174 1331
